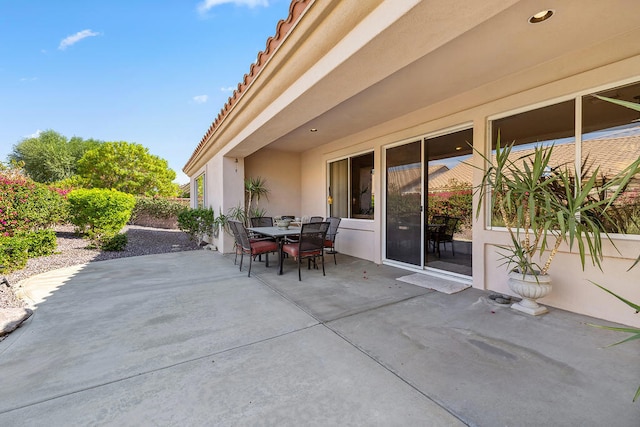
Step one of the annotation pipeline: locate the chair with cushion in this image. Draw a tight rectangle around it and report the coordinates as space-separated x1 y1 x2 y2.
229 220 279 277
282 222 329 281
324 216 341 264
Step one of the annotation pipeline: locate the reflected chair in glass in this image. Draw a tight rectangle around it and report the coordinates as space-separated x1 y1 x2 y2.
324 216 341 264
282 222 330 281
229 220 279 277
429 215 460 257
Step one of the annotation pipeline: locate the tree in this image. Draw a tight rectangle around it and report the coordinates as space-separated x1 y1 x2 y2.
76 141 179 197
8 130 101 183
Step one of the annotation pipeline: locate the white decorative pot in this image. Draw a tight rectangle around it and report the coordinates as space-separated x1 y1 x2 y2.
507 270 552 316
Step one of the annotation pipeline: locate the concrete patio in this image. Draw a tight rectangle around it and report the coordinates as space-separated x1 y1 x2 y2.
0 250 638 426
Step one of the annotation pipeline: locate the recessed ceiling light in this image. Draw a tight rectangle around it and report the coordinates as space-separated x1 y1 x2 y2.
529 9 554 24
455 146 462 151
310 128 318 132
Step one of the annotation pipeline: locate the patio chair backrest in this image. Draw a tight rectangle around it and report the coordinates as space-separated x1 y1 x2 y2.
229 220 251 251
309 216 324 223
251 216 273 227
298 222 329 253
326 217 341 242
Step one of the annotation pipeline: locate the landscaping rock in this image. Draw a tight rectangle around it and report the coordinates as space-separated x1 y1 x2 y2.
0 308 33 336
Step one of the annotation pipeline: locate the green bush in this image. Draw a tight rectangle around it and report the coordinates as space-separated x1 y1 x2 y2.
0 236 29 273
131 196 188 220
101 233 128 251
177 207 216 245
14 229 58 258
67 188 135 246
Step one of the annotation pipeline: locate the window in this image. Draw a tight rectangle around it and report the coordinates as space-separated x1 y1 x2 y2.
194 173 205 209
489 79 640 235
582 82 640 234
328 152 374 219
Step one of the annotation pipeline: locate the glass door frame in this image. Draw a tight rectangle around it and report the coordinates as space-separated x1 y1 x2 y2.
382 123 474 277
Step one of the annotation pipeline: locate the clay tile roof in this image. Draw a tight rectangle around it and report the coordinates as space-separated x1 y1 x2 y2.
184 0 312 172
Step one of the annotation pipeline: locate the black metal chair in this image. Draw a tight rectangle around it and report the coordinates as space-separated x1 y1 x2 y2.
250 216 273 227
429 215 460 257
282 222 329 281
309 216 324 222
324 216 341 264
229 220 279 277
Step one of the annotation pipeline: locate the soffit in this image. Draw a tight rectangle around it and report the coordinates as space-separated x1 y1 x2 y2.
226 0 640 156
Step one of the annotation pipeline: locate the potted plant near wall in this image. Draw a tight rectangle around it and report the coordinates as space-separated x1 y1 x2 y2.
474 131 640 315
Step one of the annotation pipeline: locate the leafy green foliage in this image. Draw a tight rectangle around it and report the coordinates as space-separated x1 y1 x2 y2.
101 233 128 251
77 141 179 197
473 136 640 276
177 207 216 245
131 197 188 220
9 130 101 183
14 229 57 258
0 173 68 236
0 235 29 273
67 188 135 247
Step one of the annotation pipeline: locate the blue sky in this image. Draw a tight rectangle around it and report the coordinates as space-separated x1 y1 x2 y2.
0 0 293 184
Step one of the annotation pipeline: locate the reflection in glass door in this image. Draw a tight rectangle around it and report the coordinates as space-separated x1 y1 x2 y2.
425 128 473 276
385 141 422 265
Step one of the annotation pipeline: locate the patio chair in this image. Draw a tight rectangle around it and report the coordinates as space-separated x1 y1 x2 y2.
324 216 341 264
229 220 279 277
429 215 460 257
250 216 273 227
282 222 329 281
309 216 324 222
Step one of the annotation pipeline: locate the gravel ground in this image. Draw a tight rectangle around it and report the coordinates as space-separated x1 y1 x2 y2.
0 225 201 309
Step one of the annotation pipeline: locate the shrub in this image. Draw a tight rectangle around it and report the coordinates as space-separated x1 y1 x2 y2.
177 207 216 245
67 188 135 246
14 229 58 258
0 235 29 273
131 196 188 220
0 174 68 236
101 233 128 251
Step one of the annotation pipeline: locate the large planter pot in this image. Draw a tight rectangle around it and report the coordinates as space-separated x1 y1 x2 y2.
507 270 552 316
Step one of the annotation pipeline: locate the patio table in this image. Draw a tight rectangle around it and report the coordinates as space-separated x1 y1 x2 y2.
247 226 301 275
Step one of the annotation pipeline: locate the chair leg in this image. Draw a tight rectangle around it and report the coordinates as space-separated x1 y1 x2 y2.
248 253 252 277
321 253 325 276
239 252 244 271
265 252 269 267
298 257 302 281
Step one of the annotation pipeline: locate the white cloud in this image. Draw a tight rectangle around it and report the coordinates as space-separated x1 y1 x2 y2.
58 29 101 50
19 77 38 82
220 86 235 92
197 0 269 14
193 95 209 104
25 130 42 138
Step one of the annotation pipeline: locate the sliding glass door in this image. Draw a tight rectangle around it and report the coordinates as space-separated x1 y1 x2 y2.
385 141 422 265
385 128 473 277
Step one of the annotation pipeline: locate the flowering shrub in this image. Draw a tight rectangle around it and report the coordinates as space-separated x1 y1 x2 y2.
67 188 135 248
428 179 473 232
0 174 68 236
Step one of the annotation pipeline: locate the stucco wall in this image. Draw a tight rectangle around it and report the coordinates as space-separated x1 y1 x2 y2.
299 53 640 326
245 148 303 218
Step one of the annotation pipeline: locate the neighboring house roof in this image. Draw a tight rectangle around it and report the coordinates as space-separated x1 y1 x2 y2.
428 132 640 191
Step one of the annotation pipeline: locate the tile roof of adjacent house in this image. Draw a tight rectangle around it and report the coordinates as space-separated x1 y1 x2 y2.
184 0 312 171
428 132 640 191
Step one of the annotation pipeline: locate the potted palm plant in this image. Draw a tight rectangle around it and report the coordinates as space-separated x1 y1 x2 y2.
475 130 640 315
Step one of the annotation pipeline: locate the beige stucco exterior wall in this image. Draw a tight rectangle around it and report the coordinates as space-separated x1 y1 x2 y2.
245 148 302 218
299 53 640 327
